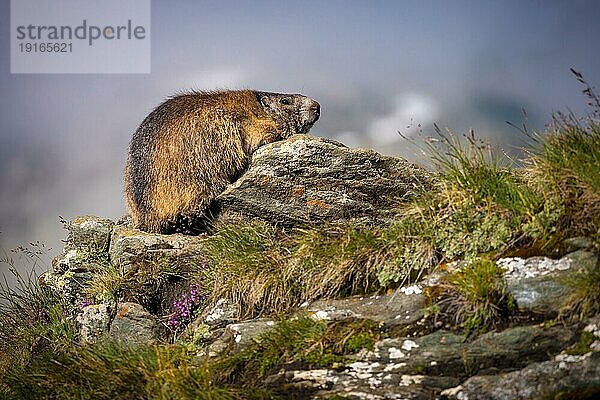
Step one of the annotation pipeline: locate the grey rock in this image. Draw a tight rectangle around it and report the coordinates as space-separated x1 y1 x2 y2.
201 298 238 327
307 285 425 329
563 236 595 252
443 351 600 400
39 270 95 315
51 216 114 274
41 216 114 315
186 299 241 359
51 248 101 273
499 250 598 315
109 302 162 344
65 215 114 255
274 324 578 398
197 319 277 359
202 335 230 359
216 135 432 226
108 224 205 273
42 226 112 318
76 303 113 344
224 319 277 351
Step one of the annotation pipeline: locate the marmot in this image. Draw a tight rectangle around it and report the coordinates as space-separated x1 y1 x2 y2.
124 89 320 234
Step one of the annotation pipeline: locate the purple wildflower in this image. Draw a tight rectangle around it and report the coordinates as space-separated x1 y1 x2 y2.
167 284 206 332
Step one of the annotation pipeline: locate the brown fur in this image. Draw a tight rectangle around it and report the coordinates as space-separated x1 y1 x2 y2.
124 89 320 233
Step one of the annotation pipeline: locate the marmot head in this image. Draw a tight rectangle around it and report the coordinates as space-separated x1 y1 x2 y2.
256 92 320 138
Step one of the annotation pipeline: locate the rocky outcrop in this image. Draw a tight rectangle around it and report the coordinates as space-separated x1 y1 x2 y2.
42 217 205 343
255 250 598 399
216 135 432 226
271 322 584 399
37 134 600 399
443 352 600 400
41 222 600 399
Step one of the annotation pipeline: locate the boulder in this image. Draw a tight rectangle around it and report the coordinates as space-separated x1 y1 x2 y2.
216 135 432 226
76 302 163 345
65 215 114 255
76 303 113 344
499 250 597 316
306 285 425 329
442 352 600 400
109 302 162 344
109 224 205 273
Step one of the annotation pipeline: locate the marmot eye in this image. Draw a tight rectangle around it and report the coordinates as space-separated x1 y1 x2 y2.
280 98 292 105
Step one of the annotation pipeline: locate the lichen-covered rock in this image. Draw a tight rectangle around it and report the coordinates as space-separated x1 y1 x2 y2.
442 351 600 400
200 298 238 327
358 324 577 375
273 324 578 399
499 250 597 315
109 224 205 273
216 135 432 226
39 270 95 315
267 367 457 400
224 319 277 351
50 215 114 274
51 248 98 273
76 303 113 344
306 286 424 329
109 302 162 344
41 216 115 314
65 215 114 254
39 217 110 317
195 318 277 359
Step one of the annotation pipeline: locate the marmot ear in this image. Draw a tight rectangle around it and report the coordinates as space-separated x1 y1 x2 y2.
256 92 270 108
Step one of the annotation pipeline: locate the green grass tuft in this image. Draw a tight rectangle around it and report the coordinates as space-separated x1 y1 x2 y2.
427 128 542 215
0 254 77 383
565 330 596 356
540 114 600 193
530 114 600 239
560 253 600 321
424 259 515 333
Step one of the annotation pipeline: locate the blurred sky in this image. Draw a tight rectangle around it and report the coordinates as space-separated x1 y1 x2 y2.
1 0 600 260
